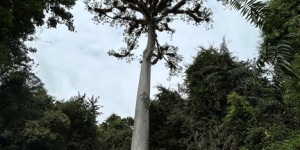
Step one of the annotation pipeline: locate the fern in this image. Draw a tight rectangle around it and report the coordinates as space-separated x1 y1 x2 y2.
0 130 12 139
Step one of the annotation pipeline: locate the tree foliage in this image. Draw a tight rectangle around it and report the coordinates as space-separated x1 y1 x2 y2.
145 38 299 149
149 86 187 150
0 71 102 149
218 0 267 28
217 0 299 103
97 114 133 150
0 0 76 81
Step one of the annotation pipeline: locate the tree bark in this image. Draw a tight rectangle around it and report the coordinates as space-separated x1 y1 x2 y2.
131 22 156 150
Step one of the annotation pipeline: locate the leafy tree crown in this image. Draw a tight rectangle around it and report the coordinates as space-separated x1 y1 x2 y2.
85 0 213 76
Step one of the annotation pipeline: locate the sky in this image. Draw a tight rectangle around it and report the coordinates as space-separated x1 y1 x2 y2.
26 1 260 123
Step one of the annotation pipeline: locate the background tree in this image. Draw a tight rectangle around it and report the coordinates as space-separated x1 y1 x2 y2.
260 0 300 100
218 0 299 102
257 0 300 148
22 94 101 150
97 114 133 150
149 86 187 150
23 110 71 150
55 94 101 150
0 70 103 149
182 41 250 149
0 71 54 149
84 0 213 149
178 39 279 149
0 0 76 82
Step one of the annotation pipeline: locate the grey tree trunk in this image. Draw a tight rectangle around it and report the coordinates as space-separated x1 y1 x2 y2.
131 23 156 150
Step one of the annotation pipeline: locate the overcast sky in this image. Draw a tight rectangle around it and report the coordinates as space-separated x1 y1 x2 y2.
26 1 260 123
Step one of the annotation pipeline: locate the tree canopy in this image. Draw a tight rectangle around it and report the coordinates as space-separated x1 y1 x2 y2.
0 0 76 82
85 0 213 75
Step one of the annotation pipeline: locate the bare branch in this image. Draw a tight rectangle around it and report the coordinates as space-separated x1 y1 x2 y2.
116 6 127 12
137 1 151 20
151 0 159 8
156 0 169 13
162 23 174 33
128 2 142 12
112 15 146 25
151 57 159 65
171 0 186 12
93 8 113 15
159 0 186 16
108 50 134 58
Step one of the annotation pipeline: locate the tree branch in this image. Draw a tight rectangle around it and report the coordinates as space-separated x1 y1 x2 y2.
155 0 186 22
137 1 151 20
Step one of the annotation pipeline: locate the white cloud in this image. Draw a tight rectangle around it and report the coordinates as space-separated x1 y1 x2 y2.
26 1 260 123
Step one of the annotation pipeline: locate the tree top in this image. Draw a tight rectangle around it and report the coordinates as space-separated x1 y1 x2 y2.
85 0 213 76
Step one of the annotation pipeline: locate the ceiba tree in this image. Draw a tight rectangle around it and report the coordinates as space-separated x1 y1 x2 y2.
84 0 298 149
84 0 212 149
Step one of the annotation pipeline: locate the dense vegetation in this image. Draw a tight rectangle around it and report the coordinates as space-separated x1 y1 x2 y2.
0 0 299 149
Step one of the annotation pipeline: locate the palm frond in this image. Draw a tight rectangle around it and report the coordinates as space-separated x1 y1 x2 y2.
220 0 267 28
273 34 298 79
222 1 299 79
255 33 299 102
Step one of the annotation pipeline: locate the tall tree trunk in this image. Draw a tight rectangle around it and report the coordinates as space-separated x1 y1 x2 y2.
131 22 156 150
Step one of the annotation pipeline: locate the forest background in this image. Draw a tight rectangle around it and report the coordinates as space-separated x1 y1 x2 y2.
1 0 300 149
